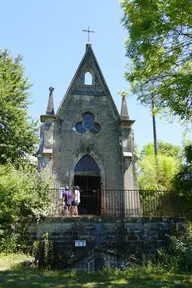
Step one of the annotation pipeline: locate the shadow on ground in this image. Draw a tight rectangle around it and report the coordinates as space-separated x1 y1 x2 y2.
0 267 191 288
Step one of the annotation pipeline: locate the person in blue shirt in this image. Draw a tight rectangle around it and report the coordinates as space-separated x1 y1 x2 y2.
63 186 72 215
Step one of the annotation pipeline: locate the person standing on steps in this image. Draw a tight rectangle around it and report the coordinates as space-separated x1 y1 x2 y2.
72 186 80 216
63 186 72 215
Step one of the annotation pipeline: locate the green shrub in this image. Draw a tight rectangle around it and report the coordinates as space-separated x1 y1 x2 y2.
158 225 192 272
0 163 58 253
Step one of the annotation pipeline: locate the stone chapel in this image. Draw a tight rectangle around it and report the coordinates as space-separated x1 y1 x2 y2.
38 43 139 215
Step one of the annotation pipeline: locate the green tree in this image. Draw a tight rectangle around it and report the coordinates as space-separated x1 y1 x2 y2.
0 163 58 252
140 142 182 159
185 144 192 164
121 0 192 121
141 143 154 158
0 50 38 165
173 143 192 192
158 141 182 158
136 141 182 190
171 143 192 216
138 154 179 190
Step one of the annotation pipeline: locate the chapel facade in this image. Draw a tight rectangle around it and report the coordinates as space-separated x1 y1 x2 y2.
38 43 139 215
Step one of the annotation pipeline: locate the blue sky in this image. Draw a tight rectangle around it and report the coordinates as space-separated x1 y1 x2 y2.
1 0 188 148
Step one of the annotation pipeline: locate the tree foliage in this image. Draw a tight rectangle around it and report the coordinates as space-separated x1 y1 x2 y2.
185 144 192 163
136 141 182 190
137 140 192 192
141 141 182 159
173 143 192 193
0 50 38 165
121 0 192 121
138 154 179 190
0 164 58 252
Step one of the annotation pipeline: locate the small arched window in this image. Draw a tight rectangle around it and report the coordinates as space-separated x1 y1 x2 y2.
84 71 92 85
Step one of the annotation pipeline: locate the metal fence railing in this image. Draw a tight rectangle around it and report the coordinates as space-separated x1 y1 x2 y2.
46 188 184 217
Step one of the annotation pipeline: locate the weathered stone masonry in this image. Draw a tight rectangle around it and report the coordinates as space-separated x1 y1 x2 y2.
38 43 139 215
28 217 186 270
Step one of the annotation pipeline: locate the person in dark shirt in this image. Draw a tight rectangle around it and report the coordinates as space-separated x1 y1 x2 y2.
63 186 72 215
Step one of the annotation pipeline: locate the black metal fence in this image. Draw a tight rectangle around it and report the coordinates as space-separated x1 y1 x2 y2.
48 188 184 217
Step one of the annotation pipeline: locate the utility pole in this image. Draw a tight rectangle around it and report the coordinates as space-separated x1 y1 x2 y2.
152 96 158 156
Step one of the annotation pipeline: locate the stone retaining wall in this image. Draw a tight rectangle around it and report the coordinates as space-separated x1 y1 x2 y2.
28 216 186 270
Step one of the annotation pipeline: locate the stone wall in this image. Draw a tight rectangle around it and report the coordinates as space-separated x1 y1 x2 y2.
28 216 186 271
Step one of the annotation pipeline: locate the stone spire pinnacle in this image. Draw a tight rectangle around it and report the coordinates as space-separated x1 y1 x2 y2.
120 95 129 120
46 87 55 115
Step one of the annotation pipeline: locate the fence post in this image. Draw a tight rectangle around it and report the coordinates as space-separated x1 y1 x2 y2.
38 240 45 269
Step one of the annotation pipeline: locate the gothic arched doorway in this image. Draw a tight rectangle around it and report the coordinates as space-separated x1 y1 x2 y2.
74 154 101 215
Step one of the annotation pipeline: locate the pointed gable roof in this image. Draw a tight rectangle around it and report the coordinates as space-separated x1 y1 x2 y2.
56 44 119 119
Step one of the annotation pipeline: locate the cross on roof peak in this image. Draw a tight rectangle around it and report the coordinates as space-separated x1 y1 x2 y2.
82 26 95 43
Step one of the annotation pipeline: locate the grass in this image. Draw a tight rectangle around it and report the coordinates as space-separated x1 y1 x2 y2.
0 254 192 287
0 253 34 271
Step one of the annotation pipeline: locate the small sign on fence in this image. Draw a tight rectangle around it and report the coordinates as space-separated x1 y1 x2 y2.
75 240 86 247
